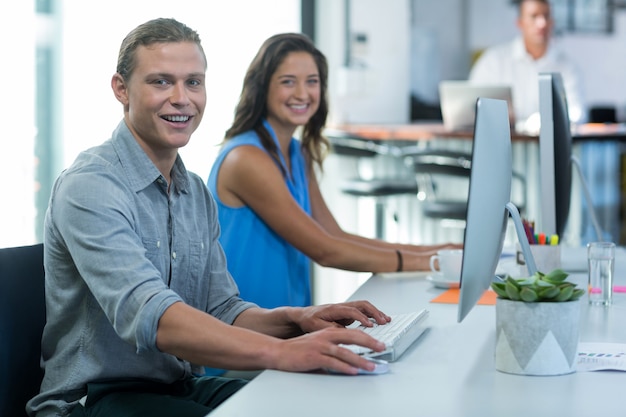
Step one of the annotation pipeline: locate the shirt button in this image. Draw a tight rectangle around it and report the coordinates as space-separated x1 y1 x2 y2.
157 241 161 248
172 252 177 259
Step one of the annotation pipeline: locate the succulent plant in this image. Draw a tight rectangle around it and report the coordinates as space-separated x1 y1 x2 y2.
491 268 585 302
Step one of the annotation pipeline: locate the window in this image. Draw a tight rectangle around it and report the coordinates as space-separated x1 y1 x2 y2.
1 0 301 247
552 0 613 34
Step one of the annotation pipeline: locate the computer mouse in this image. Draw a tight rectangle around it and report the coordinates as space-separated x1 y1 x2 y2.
357 357 389 375
325 357 389 375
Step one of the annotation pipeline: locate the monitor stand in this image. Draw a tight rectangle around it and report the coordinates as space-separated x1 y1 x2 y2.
506 201 538 276
571 156 604 242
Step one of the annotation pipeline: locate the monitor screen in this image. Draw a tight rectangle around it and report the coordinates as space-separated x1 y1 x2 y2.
538 72 572 238
457 97 538 322
458 98 514 322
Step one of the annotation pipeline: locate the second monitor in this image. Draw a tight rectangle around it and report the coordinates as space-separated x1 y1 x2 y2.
538 72 603 242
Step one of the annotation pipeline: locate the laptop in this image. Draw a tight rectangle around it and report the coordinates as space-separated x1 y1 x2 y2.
439 81 515 131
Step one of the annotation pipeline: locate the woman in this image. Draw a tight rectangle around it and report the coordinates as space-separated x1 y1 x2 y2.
208 33 458 309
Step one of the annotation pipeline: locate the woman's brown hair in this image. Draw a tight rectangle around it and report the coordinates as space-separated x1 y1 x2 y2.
224 33 329 175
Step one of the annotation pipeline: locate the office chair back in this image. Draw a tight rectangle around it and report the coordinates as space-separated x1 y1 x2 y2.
0 244 45 417
403 149 527 221
404 149 473 221
588 106 617 123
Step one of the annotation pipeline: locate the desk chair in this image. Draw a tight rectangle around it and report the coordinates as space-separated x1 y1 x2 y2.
588 106 617 123
403 148 526 222
326 131 419 239
0 244 45 417
403 149 471 221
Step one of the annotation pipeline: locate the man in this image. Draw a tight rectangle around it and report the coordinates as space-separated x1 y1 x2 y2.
27 18 389 417
469 0 585 129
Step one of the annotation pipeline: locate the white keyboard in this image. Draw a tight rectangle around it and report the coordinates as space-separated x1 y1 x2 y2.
341 309 429 362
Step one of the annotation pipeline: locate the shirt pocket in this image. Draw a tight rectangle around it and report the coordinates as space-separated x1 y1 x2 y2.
141 237 166 283
180 239 210 307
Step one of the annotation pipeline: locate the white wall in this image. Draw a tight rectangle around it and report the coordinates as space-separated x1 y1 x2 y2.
316 0 411 124
1 2 36 247
467 0 519 48
1 1 301 248
59 0 301 182
411 0 469 102
559 12 626 119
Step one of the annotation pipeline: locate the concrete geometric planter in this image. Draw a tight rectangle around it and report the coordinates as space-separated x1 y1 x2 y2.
495 298 581 376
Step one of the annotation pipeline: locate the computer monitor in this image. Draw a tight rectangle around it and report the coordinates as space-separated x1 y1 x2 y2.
457 97 537 323
538 72 572 238
538 72 603 241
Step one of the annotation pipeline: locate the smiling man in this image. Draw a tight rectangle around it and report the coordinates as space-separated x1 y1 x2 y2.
469 0 585 127
26 18 391 417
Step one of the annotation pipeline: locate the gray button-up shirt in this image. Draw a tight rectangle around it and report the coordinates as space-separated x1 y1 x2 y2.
28 120 256 417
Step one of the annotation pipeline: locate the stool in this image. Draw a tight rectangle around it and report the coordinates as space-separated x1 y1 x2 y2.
340 177 420 239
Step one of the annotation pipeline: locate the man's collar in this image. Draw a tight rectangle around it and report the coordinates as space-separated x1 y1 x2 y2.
111 120 190 194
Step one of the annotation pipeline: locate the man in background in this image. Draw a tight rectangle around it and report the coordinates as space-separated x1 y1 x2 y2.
469 0 585 130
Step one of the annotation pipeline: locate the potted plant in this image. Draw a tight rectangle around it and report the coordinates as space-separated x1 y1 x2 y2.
490 268 585 376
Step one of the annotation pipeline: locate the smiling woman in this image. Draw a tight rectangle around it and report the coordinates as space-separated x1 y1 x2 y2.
1 1 300 248
207 33 460 310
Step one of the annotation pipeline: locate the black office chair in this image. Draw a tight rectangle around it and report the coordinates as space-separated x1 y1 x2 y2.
403 148 527 222
0 244 46 417
325 130 419 239
403 149 472 221
588 106 617 123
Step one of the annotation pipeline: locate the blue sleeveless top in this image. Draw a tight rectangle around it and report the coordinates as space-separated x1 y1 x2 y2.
207 121 312 308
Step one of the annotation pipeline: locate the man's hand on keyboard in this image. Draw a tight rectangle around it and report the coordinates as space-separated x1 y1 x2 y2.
254 301 392 374
290 300 391 334
270 326 387 375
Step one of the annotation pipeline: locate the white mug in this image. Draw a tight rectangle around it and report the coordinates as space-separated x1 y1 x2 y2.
429 249 463 280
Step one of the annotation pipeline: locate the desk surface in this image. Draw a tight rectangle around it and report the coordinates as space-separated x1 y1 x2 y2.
210 247 626 417
329 122 626 143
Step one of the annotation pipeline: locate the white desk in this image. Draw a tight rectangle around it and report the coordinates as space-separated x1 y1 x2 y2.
210 249 626 417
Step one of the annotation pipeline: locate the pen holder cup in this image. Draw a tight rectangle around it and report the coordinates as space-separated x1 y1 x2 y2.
516 244 561 277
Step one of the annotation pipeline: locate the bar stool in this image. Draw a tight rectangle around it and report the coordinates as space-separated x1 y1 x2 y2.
326 131 418 240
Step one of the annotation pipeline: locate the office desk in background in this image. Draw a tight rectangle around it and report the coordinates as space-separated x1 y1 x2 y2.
573 122 626 142
323 121 626 247
329 121 626 143
210 247 626 417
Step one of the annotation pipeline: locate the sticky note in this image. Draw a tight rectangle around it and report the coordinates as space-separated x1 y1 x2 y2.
430 288 497 305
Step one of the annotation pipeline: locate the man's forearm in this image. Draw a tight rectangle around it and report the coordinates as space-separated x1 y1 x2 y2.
232 306 305 339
